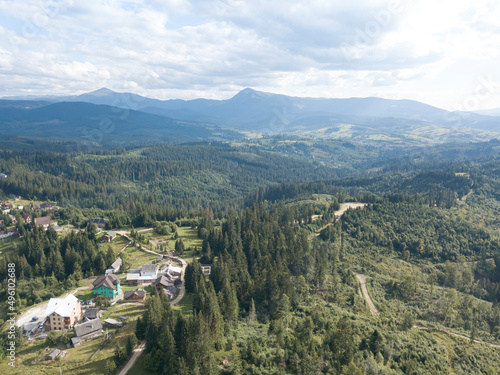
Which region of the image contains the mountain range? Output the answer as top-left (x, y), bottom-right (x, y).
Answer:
top-left (1, 88), bottom-right (499, 148)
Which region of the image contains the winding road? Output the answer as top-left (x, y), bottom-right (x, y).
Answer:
top-left (115, 230), bottom-right (188, 373)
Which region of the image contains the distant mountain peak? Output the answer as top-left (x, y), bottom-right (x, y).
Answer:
top-left (83, 88), bottom-right (116, 96)
top-left (232, 88), bottom-right (273, 100)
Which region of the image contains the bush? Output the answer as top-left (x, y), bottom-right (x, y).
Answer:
top-left (46, 331), bottom-right (60, 346)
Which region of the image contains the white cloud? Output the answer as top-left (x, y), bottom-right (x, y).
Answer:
top-left (0, 0), bottom-right (499, 109)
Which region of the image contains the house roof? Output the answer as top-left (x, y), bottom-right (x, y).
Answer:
top-left (166, 264), bottom-right (182, 275)
top-left (40, 202), bottom-right (55, 209)
top-left (74, 318), bottom-right (102, 338)
top-left (46, 349), bottom-right (60, 359)
top-left (90, 218), bottom-right (108, 224)
top-left (110, 258), bottom-right (122, 270)
top-left (141, 264), bottom-right (158, 273)
top-left (83, 308), bottom-right (100, 320)
top-left (124, 288), bottom-right (146, 299)
top-left (103, 318), bottom-right (123, 327)
top-left (22, 321), bottom-right (39, 333)
top-left (104, 231), bottom-right (117, 237)
top-left (126, 273), bottom-right (140, 281)
top-left (93, 274), bottom-right (120, 290)
top-left (34, 216), bottom-right (51, 226)
top-left (155, 275), bottom-right (172, 288)
top-left (45, 294), bottom-right (79, 318)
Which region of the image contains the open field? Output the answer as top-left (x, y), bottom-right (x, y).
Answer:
top-left (120, 244), bottom-right (159, 270)
top-left (99, 235), bottom-right (131, 256)
top-left (172, 292), bottom-right (194, 317)
top-left (175, 227), bottom-right (202, 263)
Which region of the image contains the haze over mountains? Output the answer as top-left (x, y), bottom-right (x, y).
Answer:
top-left (1, 88), bottom-right (499, 147)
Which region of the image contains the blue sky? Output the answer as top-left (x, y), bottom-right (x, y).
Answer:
top-left (1, 0), bottom-right (500, 110)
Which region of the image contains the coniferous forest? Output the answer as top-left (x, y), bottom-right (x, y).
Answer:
top-left (1, 137), bottom-right (500, 374)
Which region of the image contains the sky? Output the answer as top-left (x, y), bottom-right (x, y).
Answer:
top-left (1, 0), bottom-right (500, 111)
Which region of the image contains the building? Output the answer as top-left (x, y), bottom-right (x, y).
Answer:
top-left (93, 274), bottom-right (121, 299)
top-left (165, 264), bottom-right (182, 277)
top-left (102, 231), bottom-right (117, 242)
top-left (44, 294), bottom-right (82, 331)
top-left (34, 216), bottom-right (51, 229)
top-left (21, 321), bottom-right (40, 337)
top-left (201, 264), bottom-right (212, 276)
top-left (0, 173), bottom-right (7, 179)
top-left (103, 318), bottom-right (123, 328)
top-left (0, 228), bottom-right (19, 239)
top-left (155, 275), bottom-right (177, 300)
top-left (105, 258), bottom-right (122, 274)
top-left (23, 214), bottom-right (32, 224)
top-left (126, 264), bottom-right (159, 285)
top-left (8, 214), bottom-right (17, 225)
top-left (90, 218), bottom-right (108, 229)
top-left (40, 202), bottom-right (55, 211)
top-left (46, 349), bottom-right (60, 360)
top-left (83, 308), bottom-right (102, 320)
top-left (123, 288), bottom-right (146, 301)
top-left (154, 275), bottom-right (171, 290)
top-left (73, 319), bottom-right (103, 343)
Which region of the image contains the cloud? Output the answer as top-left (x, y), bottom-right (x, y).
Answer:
top-left (0, 0), bottom-right (499, 109)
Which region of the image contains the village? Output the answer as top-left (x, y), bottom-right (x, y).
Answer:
top-left (0, 191), bottom-right (199, 374)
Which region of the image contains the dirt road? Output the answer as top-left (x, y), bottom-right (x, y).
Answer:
top-left (115, 230), bottom-right (188, 374)
top-left (334, 202), bottom-right (367, 218)
top-left (308, 202), bottom-right (367, 240)
top-left (355, 273), bottom-right (380, 315)
top-left (118, 231), bottom-right (187, 306)
top-left (414, 325), bottom-right (500, 348)
top-left (118, 341), bottom-right (146, 375)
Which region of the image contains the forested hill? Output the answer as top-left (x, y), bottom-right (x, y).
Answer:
top-left (136, 196), bottom-right (500, 374)
top-left (0, 143), bottom-right (345, 213)
top-left (0, 100), bottom-right (241, 146)
top-left (1, 142), bottom-right (500, 373)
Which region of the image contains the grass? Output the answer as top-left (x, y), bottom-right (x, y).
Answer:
top-left (0, 303), bottom-right (145, 375)
top-left (172, 292), bottom-right (194, 318)
top-left (98, 235), bottom-right (130, 256)
top-left (176, 227), bottom-right (202, 263)
top-left (120, 244), bottom-right (158, 271)
top-left (75, 289), bottom-right (94, 301)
